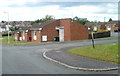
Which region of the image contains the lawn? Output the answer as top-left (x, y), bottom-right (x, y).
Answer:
top-left (68, 43), bottom-right (119, 64)
top-left (1, 37), bottom-right (33, 45)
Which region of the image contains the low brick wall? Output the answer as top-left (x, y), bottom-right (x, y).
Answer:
top-left (89, 31), bottom-right (111, 39)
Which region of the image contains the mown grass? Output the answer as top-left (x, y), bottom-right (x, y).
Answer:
top-left (68, 43), bottom-right (119, 64)
top-left (1, 37), bottom-right (33, 45)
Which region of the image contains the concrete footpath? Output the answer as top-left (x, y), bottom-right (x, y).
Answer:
top-left (43, 47), bottom-right (119, 72)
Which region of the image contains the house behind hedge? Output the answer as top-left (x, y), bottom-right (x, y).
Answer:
top-left (85, 21), bottom-right (119, 31)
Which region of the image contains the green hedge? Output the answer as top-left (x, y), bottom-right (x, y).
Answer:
top-left (2, 33), bottom-right (12, 36)
top-left (93, 30), bottom-right (107, 33)
top-left (89, 31), bottom-right (111, 39)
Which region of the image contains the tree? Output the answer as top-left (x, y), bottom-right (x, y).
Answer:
top-left (1, 21), bottom-right (5, 23)
top-left (73, 16), bottom-right (89, 25)
top-left (31, 15), bottom-right (55, 24)
top-left (109, 18), bottom-right (112, 22)
top-left (9, 26), bottom-right (19, 31)
top-left (44, 15), bottom-right (54, 21)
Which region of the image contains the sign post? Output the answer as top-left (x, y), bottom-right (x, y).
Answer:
top-left (89, 28), bottom-right (95, 48)
top-left (91, 31), bottom-right (95, 48)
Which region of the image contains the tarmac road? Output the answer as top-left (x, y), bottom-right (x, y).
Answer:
top-left (2, 38), bottom-right (119, 74)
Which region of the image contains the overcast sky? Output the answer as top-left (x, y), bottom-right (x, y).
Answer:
top-left (0, 0), bottom-right (119, 22)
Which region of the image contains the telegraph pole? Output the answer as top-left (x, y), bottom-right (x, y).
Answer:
top-left (104, 17), bottom-right (106, 22)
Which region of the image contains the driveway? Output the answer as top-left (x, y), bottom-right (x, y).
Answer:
top-left (2, 38), bottom-right (118, 74)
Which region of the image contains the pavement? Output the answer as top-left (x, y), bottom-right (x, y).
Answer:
top-left (43, 46), bottom-right (119, 72)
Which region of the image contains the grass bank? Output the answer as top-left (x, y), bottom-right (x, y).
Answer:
top-left (68, 43), bottom-right (119, 64)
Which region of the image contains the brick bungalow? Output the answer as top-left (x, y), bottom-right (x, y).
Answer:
top-left (105, 21), bottom-right (120, 31)
top-left (85, 22), bottom-right (110, 31)
top-left (15, 27), bottom-right (31, 42)
top-left (15, 18), bottom-right (89, 43)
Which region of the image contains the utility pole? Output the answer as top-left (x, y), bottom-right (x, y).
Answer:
top-left (104, 17), bottom-right (106, 22)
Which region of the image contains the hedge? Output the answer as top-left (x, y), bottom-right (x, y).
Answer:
top-left (89, 31), bottom-right (111, 39)
top-left (2, 33), bottom-right (12, 36)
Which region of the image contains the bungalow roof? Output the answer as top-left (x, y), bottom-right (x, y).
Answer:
top-left (84, 22), bottom-right (106, 27)
top-left (18, 27), bottom-right (30, 32)
top-left (31, 19), bottom-right (57, 29)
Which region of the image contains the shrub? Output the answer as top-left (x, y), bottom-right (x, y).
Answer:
top-left (2, 33), bottom-right (12, 36)
top-left (89, 31), bottom-right (110, 39)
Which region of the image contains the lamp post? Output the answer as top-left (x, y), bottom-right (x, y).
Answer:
top-left (4, 12), bottom-right (10, 44)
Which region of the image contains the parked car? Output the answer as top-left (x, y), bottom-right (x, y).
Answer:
top-left (114, 27), bottom-right (120, 32)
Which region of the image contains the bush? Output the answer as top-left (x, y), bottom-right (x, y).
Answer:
top-left (89, 31), bottom-right (110, 39)
top-left (94, 30), bottom-right (107, 33)
top-left (2, 33), bottom-right (12, 36)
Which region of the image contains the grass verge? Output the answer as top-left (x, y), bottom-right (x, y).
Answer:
top-left (0, 37), bottom-right (33, 45)
top-left (68, 43), bottom-right (119, 64)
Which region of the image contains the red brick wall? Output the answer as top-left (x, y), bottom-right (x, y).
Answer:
top-left (59, 19), bottom-right (88, 41)
top-left (41, 20), bottom-right (59, 41)
top-left (115, 23), bottom-right (120, 28)
top-left (97, 26), bottom-right (101, 31)
top-left (110, 25), bottom-right (115, 31)
top-left (17, 19), bottom-right (89, 42)
top-left (70, 21), bottom-right (88, 41)
top-left (100, 24), bottom-right (106, 30)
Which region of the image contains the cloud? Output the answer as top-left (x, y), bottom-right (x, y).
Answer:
top-left (0, 1), bottom-right (118, 22)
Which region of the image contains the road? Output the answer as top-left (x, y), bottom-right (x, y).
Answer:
top-left (0, 42), bottom-right (2, 75)
top-left (2, 38), bottom-right (119, 74)
top-left (111, 31), bottom-right (119, 37)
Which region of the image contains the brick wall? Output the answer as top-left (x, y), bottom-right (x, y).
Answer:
top-left (70, 21), bottom-right (89, 41)
top-left (100, 24), bottom-right (106, 30)
top-left (16, 19), bottom-right (89, 42)
top-left (41, 20), bottom-right (59, 42)
top-left (60, 19), bottom-right (88, 41)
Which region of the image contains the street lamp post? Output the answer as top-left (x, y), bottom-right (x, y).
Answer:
top-left (4, 12), bottom-right (10, 44)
